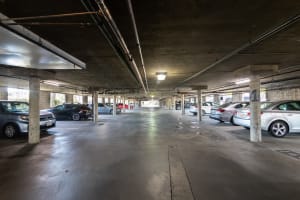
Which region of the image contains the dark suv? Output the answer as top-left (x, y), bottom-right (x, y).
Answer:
top-left (48, 104), bottom-right (91, 120)
top-left (0, 101), bottom-right (56, 138)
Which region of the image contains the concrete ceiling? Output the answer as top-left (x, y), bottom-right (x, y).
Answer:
top-left (0, 0), bottom-right (299, 96)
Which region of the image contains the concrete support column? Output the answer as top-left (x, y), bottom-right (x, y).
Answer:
top-left (113, 95), bottom-right (117, 116)
top-left (28, 77), bottom-right (40, 144)
top-left (181, 94), bottom-right (185, 115)
top-left (202, 95), bottom-right (206, 103)
top-left (66, 94), bottom-right (73, 104)
top-left (250, 76), bottom-right (261, 142)
top-left (93, 91), bottom-right (98, 123)
top-left (102, 97), bottom-right (105, 104)
top-left (197, 90), bottom-right (202, 122)
top-left (82, 96), bottom-right (88, 104)
top-left (232, 93), bottom-right (243, 102)
top-left (39, 91), bottom-right (50, 110)
top-left (108, 97), bottom-right (111, 104)
top-left (213, 94), bottom-right (220, 105)
top-left (0, 86), bottom-right (8, 100)
top-left (122, 96), bottom-right (126, 112)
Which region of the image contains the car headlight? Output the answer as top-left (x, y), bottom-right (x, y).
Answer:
top-left (19, 115), bottom-right (29, 121)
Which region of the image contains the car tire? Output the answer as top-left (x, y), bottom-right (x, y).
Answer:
top-left (109, 109), bottom-right (113, 114)
top-left (72, 113), bottom-right (80, 121)
top-left (269, 120), bottom-right (289, 138)
top-left (230, 117), bottom-right (238, 126)
top-left (243, 127), bottom-right (250, 130)
top-left (3, 123), bottom-right (19, 138)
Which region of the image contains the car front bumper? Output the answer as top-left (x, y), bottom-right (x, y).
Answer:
top-left (17, 118), bottom-right (56, 133)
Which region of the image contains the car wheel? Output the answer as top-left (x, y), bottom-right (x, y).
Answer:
top-left (109, 109), bottom-right (113, 114)
top-left (269, 121), bottom-right (289, 138)
top-left (72, 113), bottom-right (80, 121)
top-left (230, 117), bottom-right (238, 126)
top-left (3, 123), bottom-right (19, 138)
top-left (243, 127), bottom-right (250, 130)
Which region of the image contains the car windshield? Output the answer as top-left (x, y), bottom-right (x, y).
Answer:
top-left (2, 102), bottom-right (29, 113)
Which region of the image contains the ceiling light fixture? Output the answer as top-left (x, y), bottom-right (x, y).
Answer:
top-left (156, 72), bottom-right (167, 81)
top-left (235, 78), bottom-right (250, 85)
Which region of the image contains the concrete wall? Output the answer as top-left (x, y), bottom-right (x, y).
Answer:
top-left (39, 91), bottom-right (50, 109)
top-left (266, 88), bottom-right (300, 101)
top-left (0, 87), bottom-right (8, 100)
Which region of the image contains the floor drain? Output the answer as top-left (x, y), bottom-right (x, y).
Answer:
top-left (277, 150), bottom-right (300, 160)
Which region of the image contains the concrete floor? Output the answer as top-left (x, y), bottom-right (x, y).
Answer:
top-left (0, 109), bottom-right (300, 200)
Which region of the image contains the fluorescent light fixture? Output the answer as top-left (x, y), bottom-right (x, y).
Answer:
top-left (235, 78), bottom-right (250, 84)
top-left (43, 80), bottom-right (60, 86)
top-left (156, 72), bottom-right (167, 81)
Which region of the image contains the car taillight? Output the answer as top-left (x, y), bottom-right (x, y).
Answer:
top-left (247, 112), bottom-right (251, 116)
top-left (218, 108), bottom-right (225, 112)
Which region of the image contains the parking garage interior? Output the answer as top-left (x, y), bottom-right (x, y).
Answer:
top-left (0, 0), bottom-right (300, 199)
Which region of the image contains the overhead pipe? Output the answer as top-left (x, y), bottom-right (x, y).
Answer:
top-left (81, 0), bottom-right (147, 94)
top-left (127, 0), bottom-right (149, 91)
top-left (81, 0), bottom-right (140, 85)
top-left (180, 14), bottom-right (300, 85)
top-left (96, 0), bottom-right (147, 94)
top-left (0, 11), bottom-right (99, 22)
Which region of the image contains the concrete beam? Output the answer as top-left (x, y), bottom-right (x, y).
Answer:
top-left (191, 85), bottom-right (208, 90)
top-left (235, 65), bottom-right (279, 78)
top-left (0, 66), bottom-right (56, 80)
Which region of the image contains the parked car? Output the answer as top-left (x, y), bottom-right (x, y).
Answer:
top-left (233, 102), bottom-right (272, 129)
top-left (88, 103), bottom-right (121, 114)
top-left (261, 101), bottom-right (300, 137)
top-left (0, 101), bottom-right (56, 138)
top-left (48, 104), bottom-right (91, 121)
top-left (189, 102), bottom-right (218, 115)
top-left (117, 103), bottom-right (128, 109)
top-left (209, 102), bottom-right (249, 124)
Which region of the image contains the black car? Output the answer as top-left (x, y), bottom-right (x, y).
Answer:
top-left (48, 104), bottom-right (91, 121)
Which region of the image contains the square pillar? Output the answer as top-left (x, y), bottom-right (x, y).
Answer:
top-left (113, 95), bottom-right (117, 116)
top-left (39, 91), bottom-right (50, 110)
top-left (181, 94), bottom-right (185, 115)
top-left (250, 76), bottom-right (262, 142)
top-left (93, 91), bottom-right (98, 123)
top-left (82, 95), bottom-right (88, 104)
top-left (0, 86), bottom-right (8, 100)
top-left (213, 94), bottom-right (220, 105)
top-left (65, 94), bottom-right (73, 104)
top-left (197, 90), bottom-right (202, 121)
top-left (28, 77), bottom-right (40, 144)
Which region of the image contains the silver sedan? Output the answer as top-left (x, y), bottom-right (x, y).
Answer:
top-left (261, 100), bottom-right (300, 137)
